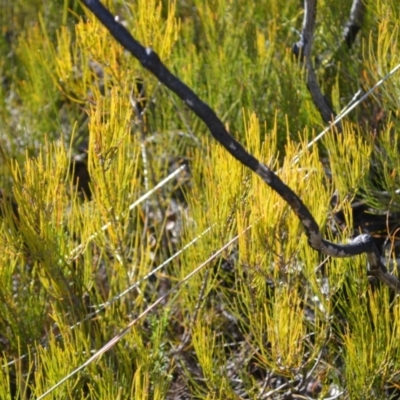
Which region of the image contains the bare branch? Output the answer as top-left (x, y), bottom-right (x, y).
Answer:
top-left (82, 0), bottom-right (400, 294)
top-left (344, 0), bottom-right (367, 48)
top-left (293, 0), bottom-right (341, 131)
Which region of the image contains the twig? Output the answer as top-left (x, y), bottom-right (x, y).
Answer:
top-left (68, 165), bottom-right (185, 258)
top-left (36, 224), bottom-right (253, 399)
top-left (4, 225), bottom-right (212, 370)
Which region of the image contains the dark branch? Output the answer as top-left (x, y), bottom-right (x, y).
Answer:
top-left (82, 0), bottom-right (400, 293)
top-left (344, 0), bottom-right (366, 49)
top-left (293, 0), bottom-right (342, 131)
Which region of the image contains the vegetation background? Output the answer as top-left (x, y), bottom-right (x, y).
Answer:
top-left (0, 0), bottom-right (400, 398)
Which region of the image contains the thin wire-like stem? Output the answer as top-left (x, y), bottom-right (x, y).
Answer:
top-left (36, 224), bottom-right (253, 399)
top-left (292, 62), bottom-right (400, 165)
top-left (68, 165), bottom-right (185, 259)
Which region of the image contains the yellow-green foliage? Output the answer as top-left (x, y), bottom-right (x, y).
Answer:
top-left (1, 0), bottom-right (400, 398)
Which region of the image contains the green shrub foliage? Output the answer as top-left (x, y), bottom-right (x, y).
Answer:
top-left (0, 0), bottom-right (400, 398)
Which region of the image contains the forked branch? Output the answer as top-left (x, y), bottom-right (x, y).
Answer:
top-left (82, 0), bottom-right (400, 293)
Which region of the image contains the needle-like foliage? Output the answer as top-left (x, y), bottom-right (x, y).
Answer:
top-left (1, 0), bottom-right (400, 398)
